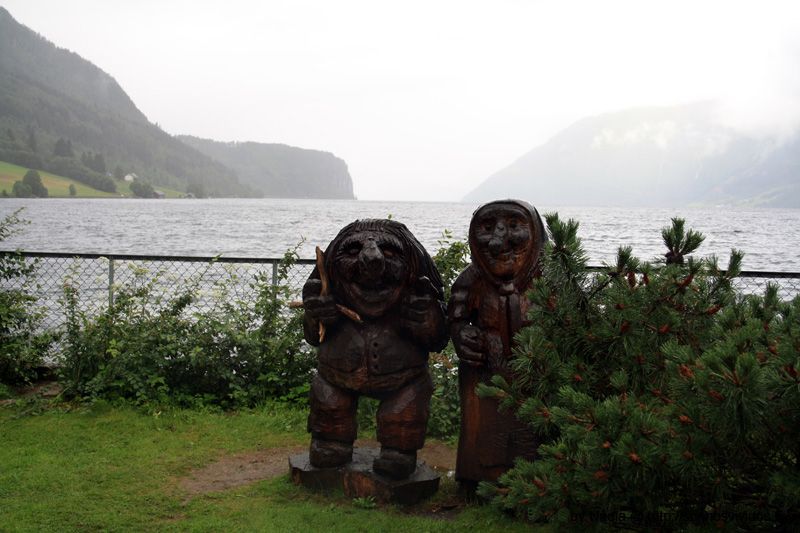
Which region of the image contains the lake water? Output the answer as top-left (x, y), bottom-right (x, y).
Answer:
top-left (2, 198), bottom-right (799, 271)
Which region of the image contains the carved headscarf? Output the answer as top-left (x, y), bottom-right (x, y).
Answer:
top-left (468, 199), bottom-right (547, 293)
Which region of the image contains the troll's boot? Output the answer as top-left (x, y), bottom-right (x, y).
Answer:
top-left (372, 447), bottom-right (417, 479)
top-left (309, 438), bottom-right (353, 468)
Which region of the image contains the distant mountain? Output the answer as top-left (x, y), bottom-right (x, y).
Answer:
top-left (178, 136), bottom-right (355, 199)
top-left (465, 103), bottom-right (800, 207)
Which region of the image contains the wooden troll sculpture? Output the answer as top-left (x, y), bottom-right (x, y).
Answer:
top-left (448, 199), bottom-right (547, 491)
top-left (302, 219), bottom-right (447, 479)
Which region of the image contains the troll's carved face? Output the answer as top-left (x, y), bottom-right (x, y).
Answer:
top-left (471, 203), bottom-right (535, 280)
top-left (332, 228), bottom-right (410, 318)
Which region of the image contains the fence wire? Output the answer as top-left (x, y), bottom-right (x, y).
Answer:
top-left (2, 251), bottom-right (799, 334)
top-left (0, 252), bottom-right (315, 332)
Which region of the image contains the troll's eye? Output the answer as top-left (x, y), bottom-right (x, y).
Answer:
top-left (380, 242), bottom-right (403, 258)
top-left (346, 245), bottom-right (361, 256)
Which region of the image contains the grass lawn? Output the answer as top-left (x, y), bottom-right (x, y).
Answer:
top-left (0, 160), bottom-right (184, 199)
top-left (0, 400), bottom-right (544, 532)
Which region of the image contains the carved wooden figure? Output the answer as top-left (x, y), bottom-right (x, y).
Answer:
top-left (448, 199), bottom-right (547, 491)
top-left (302, 219), bottom-right (448, 479)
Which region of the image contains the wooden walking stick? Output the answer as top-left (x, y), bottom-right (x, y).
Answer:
top-left (288, 246), bottom-right (362, 342)
top-left (316, 246), bottom-right (329, 342)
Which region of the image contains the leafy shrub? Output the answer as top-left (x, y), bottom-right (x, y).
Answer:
top-left (11, 180), bottom-right (33, 198)
top-left (59, 247), bottom-right (313, 408)
top-left (478, 215), bottom-right (800, 528)
top-left (129, 179), bottom-right (156, 198)
top-left (427, 230), bottom-right (470, 440)
top-left (425, 348), bottom-right (461, 440)
top-left (432, 229), bottom-right (470, 301)
top-left (0, 382), bottom-right (13, 399)
top-left (22, 169), bottom-right (48, 197)
top-left (0, 209), bottom-right (51, 384)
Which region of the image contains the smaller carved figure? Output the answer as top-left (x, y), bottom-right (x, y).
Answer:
top-left (448, 199), bottom-right (547, 491)
top-left (302, 219), bottom-right (448, 479)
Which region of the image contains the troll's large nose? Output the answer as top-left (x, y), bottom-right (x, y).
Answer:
top-left (488, 222), bottom-right (508, 256)
top-left (359, 240), bottom-right (385, 277)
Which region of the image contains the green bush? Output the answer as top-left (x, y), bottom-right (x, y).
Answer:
top-left (22, 169), bottom-right (48, 197)
top-left (427, 230), bottom-right (469, 439)
top-left (0, 209), bottom-right (51, 384)
top-left (478, 215), bottom-right (800, 528)
top-left (59, 247), bottom-right (312, 408)
top-left (129, 178), bottom-right (156, 198)
top-left (11, 180), bottom-right (33, 198)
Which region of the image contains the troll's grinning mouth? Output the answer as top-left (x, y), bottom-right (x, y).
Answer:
top-left (490, 250), bottom-right (523, 262)
top-left (350, 282), bottom-right (396, 303)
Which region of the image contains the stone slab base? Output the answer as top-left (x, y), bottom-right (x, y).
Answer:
top-left (289, 446), bottom-right (440, 505)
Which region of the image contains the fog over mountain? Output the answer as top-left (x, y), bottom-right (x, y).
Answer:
top-left (1, 1), bottom-right (799, 202)
top-left (4, 0), bottom-right (797, 201)
top-left (465, 103), bottom-right (800, 208)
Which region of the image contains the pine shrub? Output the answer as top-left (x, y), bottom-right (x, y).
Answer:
top-left (478, 215), bottom-right (800, 529)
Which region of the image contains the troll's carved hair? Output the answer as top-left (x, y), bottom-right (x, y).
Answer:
top-left (323, 218), bottom-right (444, 299)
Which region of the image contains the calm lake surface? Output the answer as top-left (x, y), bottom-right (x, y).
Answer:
top-left (2, 198), bottom-right (799, 271)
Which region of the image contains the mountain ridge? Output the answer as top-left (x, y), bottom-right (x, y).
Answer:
top-left (178, 136), bottom-right (355, 199)
top-left (465, 103), bottom-right (800, 207)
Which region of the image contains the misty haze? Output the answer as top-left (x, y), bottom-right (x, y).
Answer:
top-left (1, 0), bottom-right (798, 206)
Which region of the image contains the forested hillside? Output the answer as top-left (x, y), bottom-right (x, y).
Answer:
top-left (178, 136), bottom-right (355, 199)
top-left (0, 7), bottom-right (254, 197)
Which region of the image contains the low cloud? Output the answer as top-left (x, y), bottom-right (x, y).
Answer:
top-left (592, 120), bottom-right (733, 157)
top-left (714, 42), bottom-right (800, 143)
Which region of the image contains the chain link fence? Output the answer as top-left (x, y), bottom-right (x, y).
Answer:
top-left (2, 251), bottom-right (799, 334)
top-left (1, 252), bottom-right (315, 332)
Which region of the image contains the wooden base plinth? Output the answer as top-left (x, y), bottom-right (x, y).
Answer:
top-left (289, 447), bottom-right (440, 505)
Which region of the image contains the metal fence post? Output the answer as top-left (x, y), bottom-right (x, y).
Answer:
top-left (271, 261), bottom-right (278, 287)
top-left (108, 258), bottom-right (115, 308)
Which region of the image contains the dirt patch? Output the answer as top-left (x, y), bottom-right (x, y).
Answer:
top-left (178, 445), bottom-right (306, 497)
top-left (407, 499), bottom-right (464, 521)
top-left (1, 380), bottom-right (62, 406)
top-left (23, 380), bottom-right (62, 398)
top-left (177, 439), bottom-right (456, 499)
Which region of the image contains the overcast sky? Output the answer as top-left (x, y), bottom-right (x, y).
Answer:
top-left (3, 0), bottom-right (799, 201)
